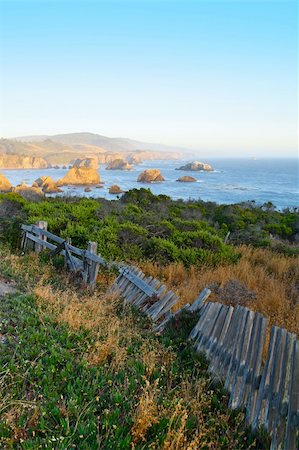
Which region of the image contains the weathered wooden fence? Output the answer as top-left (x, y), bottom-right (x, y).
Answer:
top-left (189, 301), bottom-right (299, 450)
top-left (21, 222), bottom-right (106, 290)
top-left (20, 222), bottom-right (299, 449)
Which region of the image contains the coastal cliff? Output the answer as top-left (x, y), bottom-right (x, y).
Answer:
top-left (0, 154), bottom-right (49, 169)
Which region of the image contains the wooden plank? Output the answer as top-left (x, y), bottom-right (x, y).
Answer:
top-left (142, 284), bottom-right (168, 313)
top-left (146, 291), bottom-right (175, 319)
top-left (87, 241), bottom-right (99, 290)
top-left (119, 268), bottom-right (157, 297)
top-left (284, 339), bottom-right (299, 450)
top-left (228, 309), bottom-right (255, 407)
top-left (195, 303), bottom-right (223, 354)
top-left (233, 314), bottom-right (268, 412)
top-left (224, 307), bottom-right (251, 393)
top-left (34, 221), bottom-right (48, 253)
top-left (216, 306), bottom-right (243, 381)
top-left (154, 294), bottom-right (180, 321)
top-left (154, 311), bottom-right (174, 333)
top-left (205, 304), bottom-right (230, 359)
top-left (264, 329), bottom-right (288, 432)
top-left (270, 332), bottom-right (296, 450)
top-left (193, 303), bottom-right (219, 350)
top-left (189, 288), bottom-right (211, 312)
top-left (252, 326), bottom-right (280, 430)
top-left (189, 303), bottom-right (211, 341)
top-left (208, 305), bottom-right (234, 376)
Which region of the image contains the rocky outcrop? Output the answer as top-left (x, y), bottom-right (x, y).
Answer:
top-left (0, 173), bottom-right (12, 192)
top-left (13, 181), bottom-right (44, 201)
top-left (137, 169), bottom-right (165, 183)
top-left (32, 176), bottom-right (62, 193)
top-left (176, 176), bottom-right (197, 182)
top-left (127, 154), bottom-right (142, 164)
top-left (176, 161), bottom-right (213, 172)
top-left (57, 158), bottom-right (100, 186)
top-left (106, 159), bottom-right (133, 170)
top-left (109, 185), bottom-right (124, 194)
top-left (0, 154), bottom-right (49, 169)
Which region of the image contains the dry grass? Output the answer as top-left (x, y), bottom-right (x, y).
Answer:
top-left (140, 245), bottom-right (299, 335)
top-left (132, 378), bottom-right (160, 443)
top-left (34, 283), bottom-right (135, 370)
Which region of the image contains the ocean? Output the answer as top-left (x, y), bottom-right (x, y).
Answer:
top-left (2, 158), bottom-right (298, 210)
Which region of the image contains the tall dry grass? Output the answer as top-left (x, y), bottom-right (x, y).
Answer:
top-left (140, 245), bottom-right (299, 335)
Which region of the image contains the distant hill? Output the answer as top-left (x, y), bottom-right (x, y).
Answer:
top-left (0, 132), bottom-right (193, 167)
top-left (15, 132), bottom-right (190, 154)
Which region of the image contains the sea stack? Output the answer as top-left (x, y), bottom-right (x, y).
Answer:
top-left (57, 158), bottom-right (100, 186)
top-left (176, 161), bottom-right (213, 172)
top-left (106, 159), bottom-right (133, 170)
top-left (109, 185), bottom-right (124, 194)
top-left (137, 169), bottom-right (165, 183)
top-left (176, 176), bottom-right (197, 182)
top-left (33, 176), bottom-right (62, 193)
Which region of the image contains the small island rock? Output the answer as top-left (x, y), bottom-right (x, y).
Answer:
top-left (0, 173), bottom-right (12, 192)
top-left (176, 161), bottom-right (213, 172)
top-left (109, 185), bottom-right (124, 194)
top-left (106, 159), bottom-right (133, 170)
top-left (57, 158), bottom-right (100, 186)
top-left (137, 169), bottom-right (165, 183)
top-left (176, 176), bottom-right (197, 182)
top-left (32, 176), bottom-right (62, 193)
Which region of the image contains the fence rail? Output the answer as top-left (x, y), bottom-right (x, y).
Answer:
top-left (21, 222), bottom-right (106, 289)
top-left (20, 222), bottom-right (299, 449)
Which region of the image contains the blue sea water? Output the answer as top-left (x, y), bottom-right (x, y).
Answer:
top-left (2, 158), bottom-right (298, 210)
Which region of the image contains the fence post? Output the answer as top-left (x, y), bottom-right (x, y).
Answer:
top-left (35, 221), bottom-right (48, 253)
top-left (87, 241), bottom-right (99, 291)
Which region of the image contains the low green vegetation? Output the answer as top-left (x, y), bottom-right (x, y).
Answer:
top-left (1, 189), bottom-right (298, 267)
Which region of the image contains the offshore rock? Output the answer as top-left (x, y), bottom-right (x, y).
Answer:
top-left (176, 161), bottom-right (213, 171)
top-left (106, 159), bottom-right (133, 170)
top-left (57, 158), bottom-right (100, 185)
top-left (176, 176), bottom-right (197, 182)
top-left (137, 169), bottom-right (165, 183)
top-left (109, 185), bottom-right (124, 194)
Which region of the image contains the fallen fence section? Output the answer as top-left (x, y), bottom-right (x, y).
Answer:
top-left (189, 302), bottom-right (299, 450)
top-left (111, 265), bottom-right (180, 329)
top-left (21, 222), bottom-right (107, 290)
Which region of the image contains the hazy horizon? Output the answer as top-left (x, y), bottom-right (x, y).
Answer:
top-left (0, 0), bottom-right (298, 158)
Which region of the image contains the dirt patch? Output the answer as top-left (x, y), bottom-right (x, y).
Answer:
top-left (0, 276), bottom-right (17, 297)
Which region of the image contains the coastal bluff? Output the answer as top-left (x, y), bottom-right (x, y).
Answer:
top-left (0, 173), bottom-right (12, 192)
top-left (0, 154), bottom-right (49, 169)
top-left (57, 158), bottom-right (100, 186)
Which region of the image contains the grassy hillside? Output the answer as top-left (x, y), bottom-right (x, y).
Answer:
top-left (0, 247), bottom-right (264, 449)
top-left (0, 189), bottom-right (297, 448)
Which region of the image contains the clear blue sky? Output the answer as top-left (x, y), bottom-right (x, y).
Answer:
top-left (0, 0), bottom-right (297, 156)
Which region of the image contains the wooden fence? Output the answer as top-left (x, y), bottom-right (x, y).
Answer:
top-left (189, 301), bottom-right (299, 450)
top-left (20, 222), bottom-right (299, 449)
top-left (21, 222), bottom-right (106, 290)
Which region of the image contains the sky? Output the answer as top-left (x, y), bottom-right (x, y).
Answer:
top-left (0, 0), bottom-right (297, 157)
